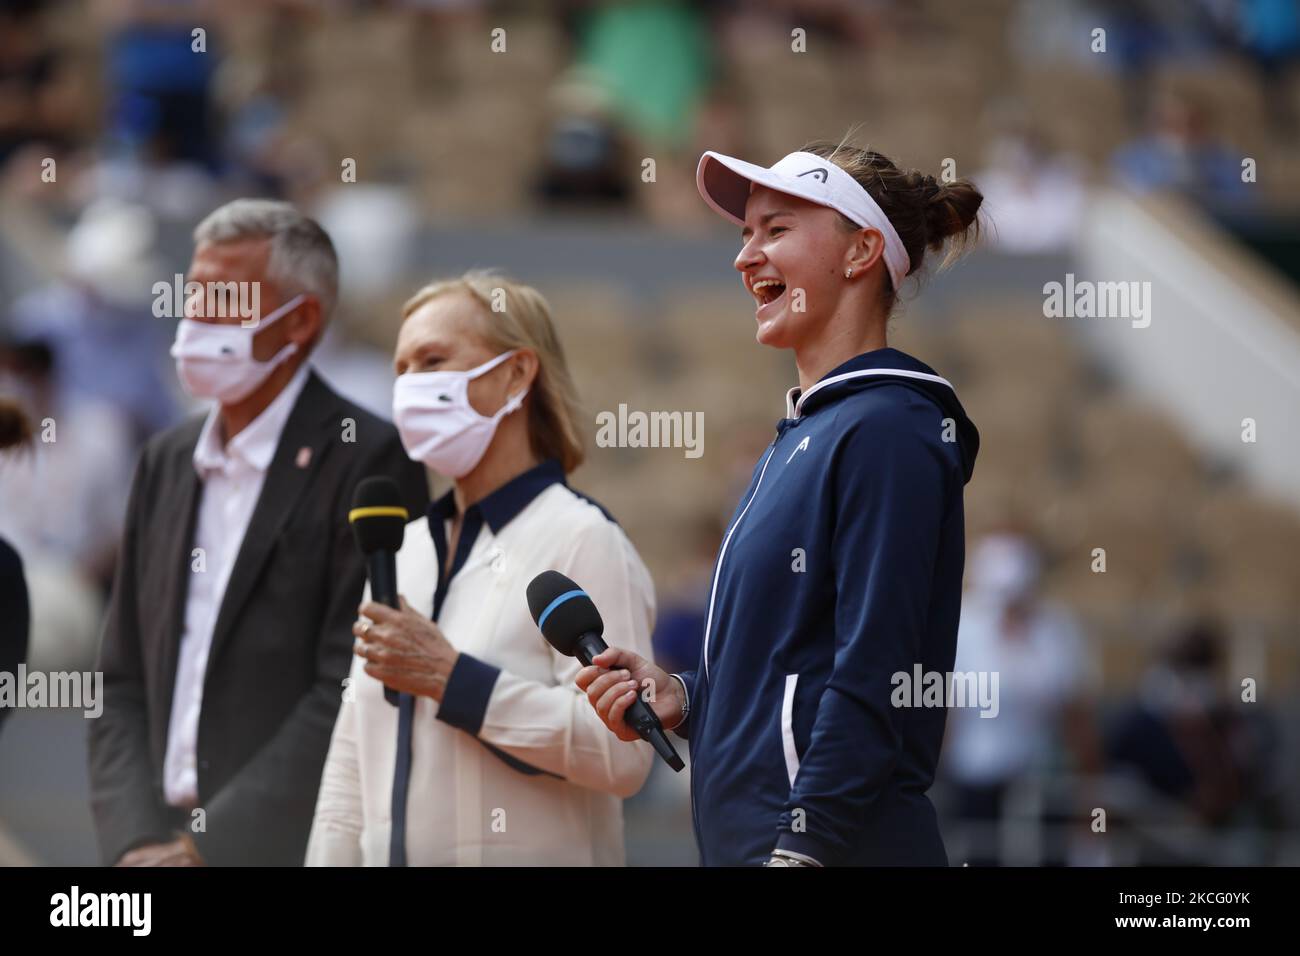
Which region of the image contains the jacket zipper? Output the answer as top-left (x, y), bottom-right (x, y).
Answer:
top-left (701, 437), bottom-right (780, 681)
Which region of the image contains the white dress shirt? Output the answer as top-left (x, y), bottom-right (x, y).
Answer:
top-left (306, 460), bottom-right (657, 866)
top-left (162, 364), bottom-right (310, 807)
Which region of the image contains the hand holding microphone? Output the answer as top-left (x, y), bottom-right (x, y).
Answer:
top-left (349, 476), bottom-right (409, 706)
top-left (349, 476), bottom-right (460, 704)
top-left (576, 647), bottom-right (685, 744)
top-left (527, 570), bottom-right (685, 772)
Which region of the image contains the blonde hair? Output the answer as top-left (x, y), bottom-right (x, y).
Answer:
top-left (401, 270), bottom-right (586, 473)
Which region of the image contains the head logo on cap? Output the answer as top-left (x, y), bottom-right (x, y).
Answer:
top-left (797, 167), bottom-right (829, 182)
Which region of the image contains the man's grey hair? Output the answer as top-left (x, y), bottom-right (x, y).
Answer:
top-left (193, 199), bottom-right (339, 318)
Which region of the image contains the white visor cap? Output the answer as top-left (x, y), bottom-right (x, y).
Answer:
top-left (696, 150), bottom-right (911, 292)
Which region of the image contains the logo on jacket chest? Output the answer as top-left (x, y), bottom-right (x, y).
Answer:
top-left (785, 435), bottom-right (811, 464)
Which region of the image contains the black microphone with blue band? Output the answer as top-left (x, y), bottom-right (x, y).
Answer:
top-left (350, 477), bottom-right (409, 707)
top-left (527, 569), bottom-right (685, 772)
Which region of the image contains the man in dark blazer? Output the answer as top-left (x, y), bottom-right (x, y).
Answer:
top-left (88, 200), bottom-right (426, 866)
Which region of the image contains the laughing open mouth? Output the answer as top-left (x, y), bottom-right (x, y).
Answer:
top-left (751, 278), bottom-right (787, 306)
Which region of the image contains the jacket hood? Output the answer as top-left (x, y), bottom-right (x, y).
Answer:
top-left (786, 347), bottom-right (980, 483)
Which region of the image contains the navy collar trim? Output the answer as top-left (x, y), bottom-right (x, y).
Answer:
top-left (428, 458), bottom-right (566, 535)
top-left (784, 348), bottom-right (951, 418)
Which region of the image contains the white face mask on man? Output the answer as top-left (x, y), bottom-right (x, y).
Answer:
top-left (170, 293), bottom-right (305, 404)
top-left (392, 349), bottom-right (529, 479)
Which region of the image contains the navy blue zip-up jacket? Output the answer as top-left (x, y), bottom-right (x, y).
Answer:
top-left (675, 347), bottom-right (979, 866)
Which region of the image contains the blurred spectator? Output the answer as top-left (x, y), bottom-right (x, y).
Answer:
top-left (221, 79), bottom-right (293, 197)
top-left (976, 121), bottom-right (1087, 254)
top-left (96, 0), bottom-right (220, 170)
top-left (1088, 0), bottom-right (1228, 123)
top-left (0, 338), bottom-right (133, 672)
top-left (305, 182), bottom-right (419, 418)
top-left (1235, 0), bottom-right (1300, 135)
top-left (572, 1), bottom-right (714, 151)
top-left (942, 532), bottom-right (1102, 865)
top-left (535, 69), bottom-right (633, 207)
top-left (84, 0), bottom-right (223, 219)
top-left (1010, 0), bottom-right (1107, 71)
top-left (313, 183), bottom-right (421, 302)
top-left (1106, 618), bottom-right (1284, 849)
top-left (8, 197), bottom-right (180, 443)
top-left (1110, 90), bottom-right (1250, 205)
top-left (214, 7), bottom-right (334, 206)
top-left (0, 0), bottom-right (75, 170)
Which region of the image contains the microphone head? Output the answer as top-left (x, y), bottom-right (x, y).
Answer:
top-left (526, 570), bottom-right (603, 657)
top-left (349, 476), bottom-right (408, 554)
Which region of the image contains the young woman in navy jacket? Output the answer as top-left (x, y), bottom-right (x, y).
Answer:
top-left (579, 139), bottom-right (983, 866)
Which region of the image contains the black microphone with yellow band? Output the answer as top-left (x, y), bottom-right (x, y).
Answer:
top-left (350, 476), bottom-right (409, 706)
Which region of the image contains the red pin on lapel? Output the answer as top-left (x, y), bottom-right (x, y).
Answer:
top-left (295, 446), bottom-right (312, 469)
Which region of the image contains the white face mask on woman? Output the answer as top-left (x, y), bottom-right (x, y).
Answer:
top-left (392, 349), bottom-right (529, 478)
top-left (170, 293), bottom-right (305, 404)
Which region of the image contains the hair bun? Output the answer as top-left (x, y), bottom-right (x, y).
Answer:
top-left (800, 136), bottom-right (984, 297)
top-left (923, 177), bottom-right (982, 249)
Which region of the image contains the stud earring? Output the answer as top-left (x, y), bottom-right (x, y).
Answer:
top-left (845, 268), bottom-right (853, 279)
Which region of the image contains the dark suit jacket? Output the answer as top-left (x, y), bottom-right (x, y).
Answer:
top-left (88, 370), bottom-right (428, 866)
top-left (0, 536), bottom-right (28, 734)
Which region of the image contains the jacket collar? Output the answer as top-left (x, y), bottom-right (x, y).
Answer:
top-left (429, 458), bottom-right (566, 535)
top-left (193, 363), bottom-right (311, 476)
top-left (784, 348), bottom-right (954, 419)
